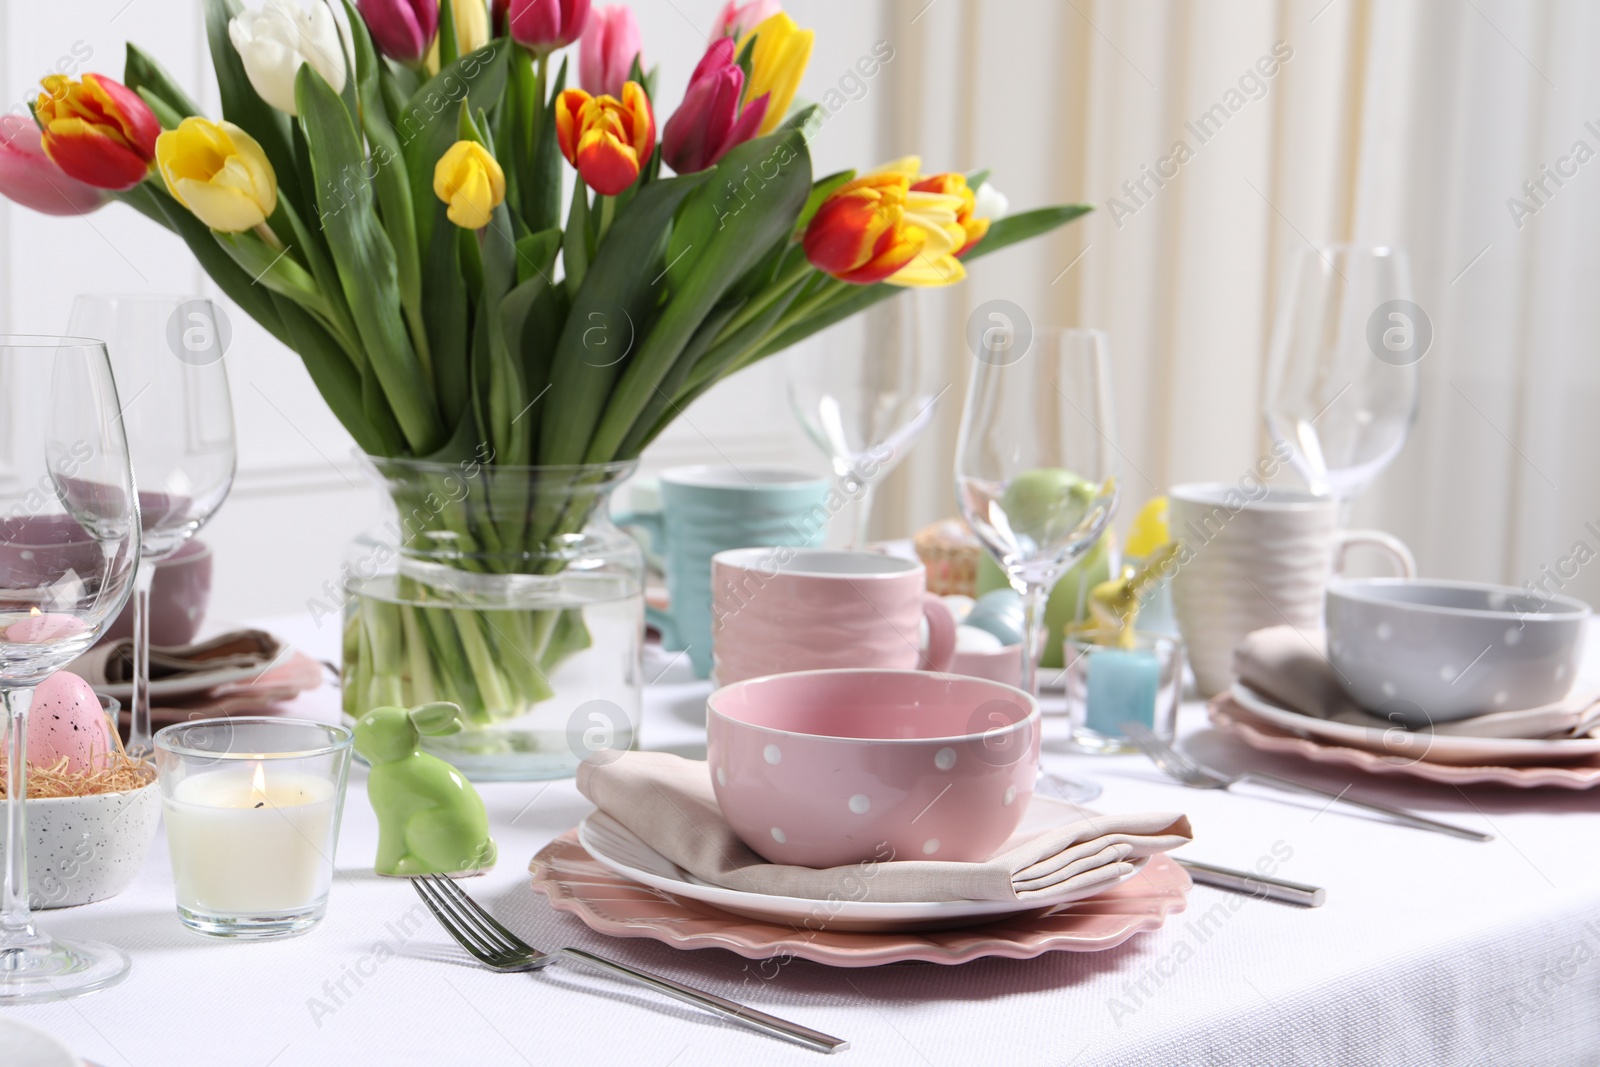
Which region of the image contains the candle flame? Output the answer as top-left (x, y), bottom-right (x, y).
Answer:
top-left (249, 761), bottom-right (267, 807)
top-left (27, 607), bottom-right (40, 617)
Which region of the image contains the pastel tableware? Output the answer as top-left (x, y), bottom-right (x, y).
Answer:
top-left (710, 548), bottom-right (958, 685)
top-left (706, 669), bottom-right (1040, 868)
top-left (1168, 483), bottom-right (1416, 696)
top-left (532, 833), bottom-right (1190, 966)
top-left (101, 539), bottom-right (213, 647)
top-left (575, 794), bottom-right (1147, 932)
top-left (13, 775), bottom-right (160, 910)
top-left (1324, 579), bottom-right (1590, 724)
top-left (614, 466), bottom-right (829, 678)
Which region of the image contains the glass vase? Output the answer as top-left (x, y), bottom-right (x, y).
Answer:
top-left (341, 458), bottom-right (643, 780)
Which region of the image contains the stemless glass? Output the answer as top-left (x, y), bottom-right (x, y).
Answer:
top-left (956, 328), bottom-right (1118, 802)
top-left (0, 335), bottom-right (141, 1002)
top-left (787, 292), bottom-right (942, 546)
top-left (1262, 245), bottom-right (1422, 521)
top-left (67, 295), bottom-right (236, 755)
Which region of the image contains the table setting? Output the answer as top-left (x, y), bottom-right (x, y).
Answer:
top-left (1, 2), bottom-right (1599, 1066)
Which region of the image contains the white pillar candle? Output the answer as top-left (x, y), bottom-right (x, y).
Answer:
top-left (163, 762), bottom-right (337, 914)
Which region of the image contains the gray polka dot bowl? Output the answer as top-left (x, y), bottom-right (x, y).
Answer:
top-left (3, 772), bottom-right (161, 909)
top-left (1326, 578), bottom-right (1591, 725)
top-left (706, 669), bottom-right (1040, 868)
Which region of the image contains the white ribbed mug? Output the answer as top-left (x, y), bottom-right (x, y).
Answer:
top-left (1168, 484), bottom-right (1415, 696)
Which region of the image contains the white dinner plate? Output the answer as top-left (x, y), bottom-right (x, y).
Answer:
top-left (95, 642), bottom-right (292, 702)
top-left (576, 793), bottom-right (1145, 932)
top-left (0, 1018), bottom-right (83, 1067)
top-left (1230, 683), bottom-right (1600, 766)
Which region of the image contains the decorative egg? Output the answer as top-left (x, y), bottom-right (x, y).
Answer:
top-left (964, 589), bottom-right (1026, 646)
top-left (27, 671), bottom-right (111, 774)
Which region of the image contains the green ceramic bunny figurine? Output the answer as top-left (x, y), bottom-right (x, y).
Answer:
top-left (354, 702), bottom-right (497, 877)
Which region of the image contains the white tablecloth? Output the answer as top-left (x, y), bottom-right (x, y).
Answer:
top-left (10, 615), bottom-right (1600, 1066)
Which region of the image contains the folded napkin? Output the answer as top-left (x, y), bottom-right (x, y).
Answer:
top-left (72, 629), bottom-right (285, 685)
top-left (576, 751), bottom-right (1192, 903)
top-left (1235, 625), bottom-right (1600, 739)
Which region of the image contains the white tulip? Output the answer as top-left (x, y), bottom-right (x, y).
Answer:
top-left (229, 0), bottom-right (347, 117)
top-left (975, 180), bottom-right (1010, 222)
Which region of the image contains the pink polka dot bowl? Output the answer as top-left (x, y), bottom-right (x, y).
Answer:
top-left (706, 669), bottom-right (1041, 868)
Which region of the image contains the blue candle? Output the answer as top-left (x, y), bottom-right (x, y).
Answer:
top-left (1084, 648), bottom-right (1160, 736)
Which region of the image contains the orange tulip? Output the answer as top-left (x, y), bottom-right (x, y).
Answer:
top-left (802, 171), bottom-right (921, 285)
top-left (803, 158), bottom-right (971, 287)
top-left (911, 172), bottom-right (990, 255)
top-left (554, 82), bottom-right (654, 196)
top-left (34, 74), bottom-right (160, 191)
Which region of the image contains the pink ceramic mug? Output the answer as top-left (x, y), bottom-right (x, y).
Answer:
top-left (707, 669), bottom-right (1041, 867)
top-left (711, 548), bottom-right (957, 686)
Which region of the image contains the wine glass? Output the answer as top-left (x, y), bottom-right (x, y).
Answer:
top-left (956, 328), bottom-right (1118, 804)
top-left (1262, 245), bottom-right (1422, 523)
top-left (67, 295), bottom-right (237, 756)
top-left (0, 335), bottom-right (141, 1002)
top-left (787, 292), bottom-right (942, 546)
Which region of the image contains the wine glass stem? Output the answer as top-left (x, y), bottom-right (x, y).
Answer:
top-left (128, 560), bottom-right (156, 758)
top-left (851, 484), bottom-right (878, 549)
top-left (1018, 582), bottom-right (1048, 697)
top-left (2, 687), bottom-right (36, 939)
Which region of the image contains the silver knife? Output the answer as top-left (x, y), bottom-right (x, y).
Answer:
top-left (1175, 858), bottom-right (1327, 907)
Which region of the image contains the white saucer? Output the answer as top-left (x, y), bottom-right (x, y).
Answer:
top-left (576, 793), bottom-right (1144, 933)
top-left (0, 1019), bottom-right (83, 1067)
top-left (1230, 683), bottom-right (1600, 767)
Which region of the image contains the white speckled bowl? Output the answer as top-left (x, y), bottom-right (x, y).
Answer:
top-left (1326, 578), bottom-right (1591, 724)
top-left (0, 774), bottom-right (161, 910)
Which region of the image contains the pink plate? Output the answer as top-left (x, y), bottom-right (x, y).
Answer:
top-left (1210, 697), bottom-right (1600, 789)
top-left (529, 832), bottom-right (1190, 967)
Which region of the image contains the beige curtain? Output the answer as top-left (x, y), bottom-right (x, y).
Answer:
top-left (870, 0), bottom-right (1600, 608)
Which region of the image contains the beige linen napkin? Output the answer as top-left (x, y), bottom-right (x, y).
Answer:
top-left (72, 630), bottom-right (285, 685)
top-left (576, 751), bottom-right (1192, 903)
top-left (1235, 625), bottom-right (1600, 739)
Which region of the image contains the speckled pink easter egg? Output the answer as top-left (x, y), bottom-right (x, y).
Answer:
top-left (28, 671), bottom-right (111, 774)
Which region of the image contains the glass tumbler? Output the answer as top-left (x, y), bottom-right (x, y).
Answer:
top-left (1064, 632), bottom-right (1184, 754)
top-left (155, 718), bottom-right (353, 939)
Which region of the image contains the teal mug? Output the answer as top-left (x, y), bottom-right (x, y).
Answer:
top-left (615, 466), bottom-right (831, 677)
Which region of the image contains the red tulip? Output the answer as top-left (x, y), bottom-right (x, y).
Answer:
top-left (357, 0), bottom-right (439, 63)
top-left (555, 81), bottom-right (653, 195)
top-left (0, 114), bottom-right (108, 215)
top-left (508, 0), bottom-right (591, 54)
top-left (579, 5), bottom-right (641, 99)
top-left (661, 37), bottom-right (768, 174)
top-left (33, 74), bottom-right (159, 191)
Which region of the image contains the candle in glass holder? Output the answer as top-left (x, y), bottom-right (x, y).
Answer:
top-left (4, 609), bottom-right (88, 644)
top-left (155, 718), bottom-right (352, 939)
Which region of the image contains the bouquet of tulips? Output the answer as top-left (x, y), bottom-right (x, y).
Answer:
top-left (0, 0), bottom-right (1089, 750)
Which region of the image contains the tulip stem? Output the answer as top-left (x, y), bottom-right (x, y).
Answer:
top-left (596, 195), bottom-right (616, 244)
top-left (253, 221), bottom-right (285, 253)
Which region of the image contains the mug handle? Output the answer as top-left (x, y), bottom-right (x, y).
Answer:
top-left (1334, 529), bottom-right (1417, 579)
top-left (917, 595), bottom-right (958, 672)
top-left (612, 508), bottom-right (679, 646)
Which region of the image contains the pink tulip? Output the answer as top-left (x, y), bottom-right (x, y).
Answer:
top-left (508, 0), bottom-right (591, 54)
top-left (357, 0), bottom-right (439, 63)
top-left (661, 37), bottom-right (769, 174)
top-left (711, 0), bottom-right (780, 39)
top-left (0, 114), bottom-right (108, 216)
top-left (579, 5), bottom-right (641, 99)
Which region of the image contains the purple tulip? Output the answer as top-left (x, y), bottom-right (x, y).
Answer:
top-left (508, 0), bottom-right (591, 54)
top-left (661, 37), bottom-right (769, 174)
top-left (357, 0), bottom-right (439, 63)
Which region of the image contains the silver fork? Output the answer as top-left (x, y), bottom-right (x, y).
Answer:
top-left (411, 875), bottom-right (848, 1054)
top-left (1123, 724), bottom-right (1492, 842)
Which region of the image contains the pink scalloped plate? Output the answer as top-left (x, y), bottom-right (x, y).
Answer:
top-left (529, 831), bottom-right (1190, 967)
top-left (1210, 697), bottom-right (1600, 789)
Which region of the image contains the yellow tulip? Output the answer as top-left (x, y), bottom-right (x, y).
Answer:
top-left (740, 11), bottom-right (813, 136)
top-left (433, 140), bottom-right (506, 229)
top-left (426, 0), bottom-right (492, 75)
top-left (155, 118), bottom-right (278, 233)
